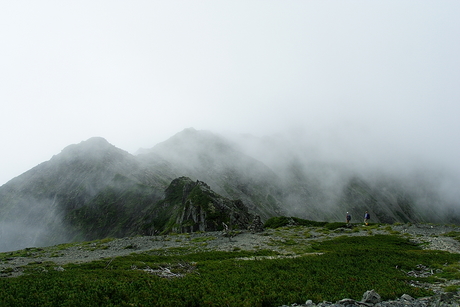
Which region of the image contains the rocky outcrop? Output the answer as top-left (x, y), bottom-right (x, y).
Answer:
top-left (248, 215), bottom-right (264, 233)
top-left (161, 177), bottom-right (254, 233)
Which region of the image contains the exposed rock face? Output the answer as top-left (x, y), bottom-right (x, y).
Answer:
top-left (248, 215), bottom-right (264, 233)
top-left (161, 177), bottom-right (254, 233)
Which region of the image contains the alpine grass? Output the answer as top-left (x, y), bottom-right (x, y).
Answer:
top-left (0, 232), bottom-right (459, 306)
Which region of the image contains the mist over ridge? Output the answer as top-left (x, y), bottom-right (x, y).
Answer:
top-left (221, 128), bottom-right (459, 221)
top-left (138, 127), bottom-right (460, 224)
top-left (2, 1), bottom-right (460, 208)
top-left (0, 127), bottom-right (459, 252)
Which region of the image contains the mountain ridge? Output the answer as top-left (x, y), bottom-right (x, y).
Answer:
top-left (0, 128), bottom-right (459, 251)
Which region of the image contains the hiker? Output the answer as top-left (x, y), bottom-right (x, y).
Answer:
top-left (346, 212), bottom-right (351, 224)
top-left (364, 211), bottom-right (370, 226)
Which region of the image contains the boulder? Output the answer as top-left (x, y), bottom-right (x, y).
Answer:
top-left (248, 215), bottom-right (264, 233)
top-left (401, 294), bottom-right (414, 301)
top-left (361, 289), bottom-right (381, 304)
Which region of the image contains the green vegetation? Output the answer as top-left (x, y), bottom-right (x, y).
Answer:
top-left (0, 247), bottom-right (45, 260)
top-left (190, 236), bottom-right (216, 243)
top-left (264, 216), bottom-right (352, 230)
top-left (264, 216), bottom-right (326, 228)
top-left (67, 183), bottom-right (163, 240)
top-left (443, 231), bottom-right (460, 243)
top-left (445, 285), bottom-right (460, 292)
top-left (1, 233), bottom-right (459, 306)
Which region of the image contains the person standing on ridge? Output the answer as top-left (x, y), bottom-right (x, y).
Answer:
top-left (346, 212), bottom-right (351, 225)
top-left (364, 211), bottom-right (370, 226)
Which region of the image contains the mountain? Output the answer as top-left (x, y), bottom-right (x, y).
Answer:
top-left (0, 134), bottom-right (266, 251)
top-left (0, 137), bottom-right (162, 251)
top-left (224, 132), bottom-right (460, 224)
top-left (137, 128), bottom-right (285, 219)
top-left (0, 128), bottom-right (459, 251)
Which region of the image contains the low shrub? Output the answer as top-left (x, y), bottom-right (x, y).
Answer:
top-left (264, 216), bottom-right (327, 229)
top-left (263, 216), bottom-right (292, 228)
top-left (1, 235), bottom-right (459, 306)
top-left (443, 231), bottom-right (460, 243)
top-left (324, 222), bottom-right (348, 230)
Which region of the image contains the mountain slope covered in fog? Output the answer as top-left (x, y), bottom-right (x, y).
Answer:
top-left (0, 137), bottom-right (164, 251)
top-left (0, 130), bottom-right (281, 251)
top-left (0, 128), bottom-right (459, 252)
top-left (226, 131), bottom-right (460, 224)
top-left (137, 128), bottom-right (286, 218)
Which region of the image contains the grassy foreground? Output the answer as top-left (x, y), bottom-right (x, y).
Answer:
top-left (1, 231), bottom-right (460, 306)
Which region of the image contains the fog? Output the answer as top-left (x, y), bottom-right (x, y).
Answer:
top-left (218, 126), bottom-right (459, 221)
top-left (0, 196), bottom-right (70, 252)
top-left (1, 1), bottom-right (459, 205)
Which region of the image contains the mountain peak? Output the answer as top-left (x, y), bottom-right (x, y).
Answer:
top-left (181, 127), bottom-right (198, 134)
top-left (84, 136), bottom-right (111, 145)
top-left (57, 137), bottom-right (127, 160)
top-left (63, 137), bottom-right (111, 150)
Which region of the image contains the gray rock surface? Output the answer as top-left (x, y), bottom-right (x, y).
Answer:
top-left (362, 289), bottom-right (381, 304)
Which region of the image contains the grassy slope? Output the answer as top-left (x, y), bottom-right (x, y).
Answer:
top-left (0, 226), bottom-right (460, 307)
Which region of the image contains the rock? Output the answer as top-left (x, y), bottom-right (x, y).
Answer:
top-left (440, 292), bottom-right (455, 302)
top-left (166, 177), bottom-right (254, 233)
top-left (305, 299), bottom-right (313, 306)
top-left (337, 298), bottom-right (356, 305)
top-left (401, 294), bottom-right (414, 301)
top-left (361, 289), bottom-right (381, 304)
top-left (248, 215), bottom-right (264, 233)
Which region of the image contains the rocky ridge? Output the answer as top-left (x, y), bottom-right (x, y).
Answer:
top-left (2, 128), bottom-right (460, 254)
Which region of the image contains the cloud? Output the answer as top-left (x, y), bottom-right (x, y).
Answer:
top-left (0, 1), bottom-right (459, 189)
top-left (0, 197), bottom-right (70, 252)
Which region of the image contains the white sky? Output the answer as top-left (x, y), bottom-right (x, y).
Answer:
top-left (1, 1), bottom-right (460, 186)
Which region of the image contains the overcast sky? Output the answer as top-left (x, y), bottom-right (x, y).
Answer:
top-left (1, 1), bottom-right (459, 186)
